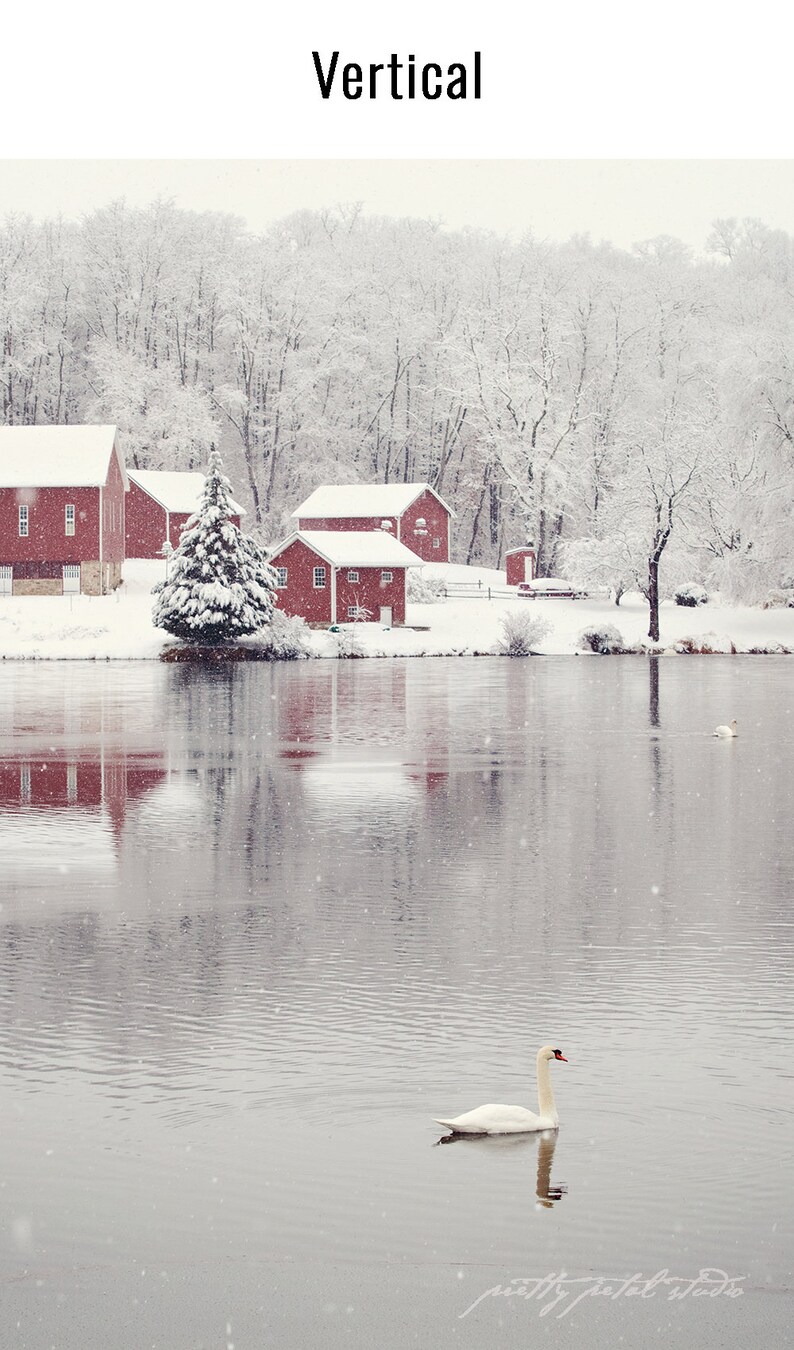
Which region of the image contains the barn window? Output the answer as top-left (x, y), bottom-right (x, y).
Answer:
top-left (347, 570), bottom-right (359, 583)
top-left (276, 567), bottom-right (288, 588)
top-left (347, 606), bottom-right (362, 619)
top-left (18, 505), bottom-right (29, 537)
top-left (65, 504), bottom-right (75, 536)
top-left (432, 537), bottom-right (441, 549)
top-left (313, 566), bottom-right (326, 589)
top-left (381, 570), bottom-right (393, 583)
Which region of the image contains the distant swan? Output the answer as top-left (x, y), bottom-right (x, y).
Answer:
top-left (714, 719), bottom-right (738, 738)
top-left (434, 1046), bottom-right (568, 1135)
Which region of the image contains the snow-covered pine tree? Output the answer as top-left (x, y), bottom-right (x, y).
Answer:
top-left (152, 449), bottom-right (278, 645)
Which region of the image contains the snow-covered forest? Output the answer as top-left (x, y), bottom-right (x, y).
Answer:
top-left (1, 200), bottom-right (792, 603)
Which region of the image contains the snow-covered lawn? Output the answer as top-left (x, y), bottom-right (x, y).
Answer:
top-left (0, 560), bottom-right (791, 660)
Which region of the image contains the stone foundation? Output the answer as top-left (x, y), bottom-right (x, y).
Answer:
top-left (8, 559), bottom-right (124, 597)
top-left (13, 578), bottom-right (63, 597)
top-left (81, 560), bottom-right (124, 595)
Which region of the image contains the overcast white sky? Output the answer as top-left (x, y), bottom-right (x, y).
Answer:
top-left (2, 160), bottom-right (793, 253)
top-left (2, 4), bottom-right (793, 251)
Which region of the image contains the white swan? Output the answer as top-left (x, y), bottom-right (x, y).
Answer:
top-left (714, 719), bottom-right (738, 738)
top-left (434, 1046), bottom-right (568, 1135)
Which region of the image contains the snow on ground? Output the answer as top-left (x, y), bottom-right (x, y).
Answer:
top-left (0, 560), bottom-right (791, 660)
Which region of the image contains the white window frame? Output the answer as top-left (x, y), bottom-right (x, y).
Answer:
top-left (432, 537), bottom-right (441, 549)
top-left (276, 567), bottom-right (288, 589)
top-left (347, 605), bottom-right (362, 620)
top-left (313, 566), bottom-right (326, 589)
top-left (18, 504), bottom-right (28, 537)
top-left (65, 503), bottom-right (75, 536)
top-left (381, 570), bottom-right (393, 583)
top-left (347, 569), bottom-right (359, 583)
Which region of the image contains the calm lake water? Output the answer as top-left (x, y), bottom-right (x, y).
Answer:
top-left (1, 657), bottom-right (792, 1349)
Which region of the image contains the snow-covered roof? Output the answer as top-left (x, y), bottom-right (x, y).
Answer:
top-left (0, 424), bottom-right (128, 489)
top-left (292, 482), bottom-right (454, 519)
top-left (128, 469), bottom-right (245, 516)
top-left (273, 530), bottom-right (425, 567)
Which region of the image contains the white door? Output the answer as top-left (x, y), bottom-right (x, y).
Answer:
top-left (0, 565), bottom-right (12, 596)
top-left (524, 557), bottom-right (535, 582)
top-left (379, 606), bottom-right (393, 628)
top-left (63, 564), bottom-right (81, 595)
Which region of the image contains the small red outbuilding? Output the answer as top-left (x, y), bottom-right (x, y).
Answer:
top-left (268, 530), bottom-right (424, 627)
top-left (291, 483), bottom-right (455, 563)
top-left (126, 469), bottom-right (244, 558)
top-left (505, 546), bottom-right (537, 586)
top-left (0, 424), bottom-right (127, 596)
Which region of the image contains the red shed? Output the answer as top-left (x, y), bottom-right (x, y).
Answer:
top-left (291, 483), bottom-right (455, 563)
top-left (505, 545), bottom-right (537, 586)
top-left (0, 424), bottom-right (128, 596)
top-left (126, 469), bottom-right (244, 558)
top-left (268, 530), bottom-right (424, 627)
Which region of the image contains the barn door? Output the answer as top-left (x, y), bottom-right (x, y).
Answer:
top-left (62, 564), bottom-right (81, 595)
top-left (0, 565), bottom-right (12, 596)
top-left (379, 606), bottom-right (393, 628)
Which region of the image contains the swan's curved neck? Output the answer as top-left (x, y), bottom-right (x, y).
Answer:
top-left (536, 1054), bottom-right (558, 1124)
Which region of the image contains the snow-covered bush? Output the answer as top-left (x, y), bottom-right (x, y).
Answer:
top-left (675, 631), bottom-right (736, 654)
top-left (152, 449), bottom-right (278, 645)
top-left (257, 609), bottom-right (312, 659)
top-left (407, 570), bottom-right (446, 604)
top-left (674, 583), bottom-right (709, 607)
top-left (332, 625), bottom-right (366, 658)
top-left (762, 588), bottom-right (794, 609)
top-left (577, 624), bottom-right (627, 655)
top-left (496, 610), bottom-right (551, 656)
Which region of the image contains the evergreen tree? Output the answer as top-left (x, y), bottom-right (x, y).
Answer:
top-left (152, 449), bottom-right (278, 645)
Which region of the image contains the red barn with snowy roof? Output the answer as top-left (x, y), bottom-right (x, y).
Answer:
top-left (0, 424), bottom-right (127, 596)
top-left (268, 530), bottom-right (424, 627)
top-left (291, 483), bottom-right (454, 563)
top-left (126, 469), bottom-right (244, 558)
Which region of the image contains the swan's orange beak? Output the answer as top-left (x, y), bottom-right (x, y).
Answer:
top-left (555, 1052), bottom-right (568, 1061)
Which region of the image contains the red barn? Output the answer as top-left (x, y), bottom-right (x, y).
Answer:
top-left (505, 545), bottom-right (537, 586)
top-left (291, 483), bottom-right (455, 563)
top-left (0, 424), bottom-right (127, 596)
top-left (126, 469), bottom-right (244, 558)
top-left (268, 530), bottom-right (424, 627)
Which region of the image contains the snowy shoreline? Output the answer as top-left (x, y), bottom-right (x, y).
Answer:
top-left (0, 561), bottom-right (792, 662)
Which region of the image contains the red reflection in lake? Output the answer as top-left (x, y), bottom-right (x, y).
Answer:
top-left (0, 751), bottom-right (167, 841)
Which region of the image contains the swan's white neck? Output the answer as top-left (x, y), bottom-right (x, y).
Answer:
top-left (536, 1052), bottom-right (558, 1125)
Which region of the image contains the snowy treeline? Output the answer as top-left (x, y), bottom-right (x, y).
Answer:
top-left (1, 200), bottom-right (792, 603)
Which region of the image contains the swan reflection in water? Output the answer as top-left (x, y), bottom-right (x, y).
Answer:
top-left (435, 1128), bottom-right (567, 1208)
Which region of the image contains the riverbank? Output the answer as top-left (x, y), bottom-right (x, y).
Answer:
top-left (0, 561), bottom-right (791, 659)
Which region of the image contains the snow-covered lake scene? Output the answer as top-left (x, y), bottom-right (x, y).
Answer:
top-left (1, 162), bottom-right (793, 1348)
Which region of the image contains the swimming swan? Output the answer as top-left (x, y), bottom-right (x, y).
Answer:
top-left (714, 719), bottom-right (738, 738)
top-left (434, 1046), bottom-right (568, 1135)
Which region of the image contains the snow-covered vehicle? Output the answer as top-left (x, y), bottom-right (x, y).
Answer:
top-left (517, 578), bottom-right (588, 599)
